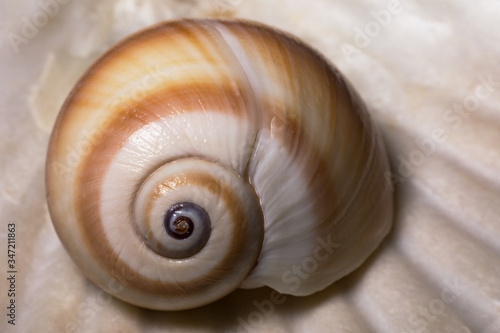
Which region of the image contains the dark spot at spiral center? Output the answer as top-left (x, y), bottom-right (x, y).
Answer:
top-left (165, 214), bottom-right (194, 240)
top-left (172, 217), bottom-right (193, 238)
top-left (164, 202), bottom-right (210, 243)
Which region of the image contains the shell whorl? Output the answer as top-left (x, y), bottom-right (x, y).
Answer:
top-left (46, 19), bottom-right (393, 310)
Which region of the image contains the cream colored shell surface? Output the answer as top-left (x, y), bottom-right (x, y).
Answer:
top-left (1, 0), bottom-right (500, 332)
top-left (45, 19), bottom-right (392, 311)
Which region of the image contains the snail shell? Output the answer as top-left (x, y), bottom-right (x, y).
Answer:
top-left (46, 19), bottom-right (393, 311)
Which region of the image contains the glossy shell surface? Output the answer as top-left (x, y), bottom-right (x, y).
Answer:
top-left (45, 19), bottom-right (392, 310)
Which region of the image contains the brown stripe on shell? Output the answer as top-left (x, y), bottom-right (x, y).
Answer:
top-left (48, 19), bottom-right (254, 142)
top-left (73, 84), bottom-right (259, 297)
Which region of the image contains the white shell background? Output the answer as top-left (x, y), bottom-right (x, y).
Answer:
top-left (1, 0), bottom-right (499, 332)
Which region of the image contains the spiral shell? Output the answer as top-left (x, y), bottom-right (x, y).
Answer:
top-left (46, 19), bottom-right (393, 310)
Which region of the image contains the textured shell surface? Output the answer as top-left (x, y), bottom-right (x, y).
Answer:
top-left (45, 19), bottom-right (393, 310)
